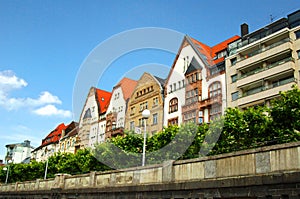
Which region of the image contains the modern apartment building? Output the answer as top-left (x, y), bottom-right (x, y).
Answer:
top-left (226, 10), bottom-right (300, 108)
top-left (5, 140), bottom-right (34, 164)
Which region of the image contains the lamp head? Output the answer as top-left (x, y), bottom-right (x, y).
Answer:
top-left (142, 109), bottom-right (150, 119)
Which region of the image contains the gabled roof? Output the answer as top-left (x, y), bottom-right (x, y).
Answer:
top-left (113, 77), bottom-right (137, 101)
top-left (95, 88), bottom-right (112, 114)
top-left (41, 123), bottom-right (67, 146)
top-left (61, 121), bottom-right (78, 140)
top-left (185, 57), bottom-right (202, 75)
top-left (154, 76), bottom-right (166, 87)
top-left (164, 35), bottom-right (240, 89)
top-left (190, 35), bottom-right (240, 66)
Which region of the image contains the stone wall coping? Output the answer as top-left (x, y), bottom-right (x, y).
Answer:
top-left (173, 141), bottom-right (300, 165)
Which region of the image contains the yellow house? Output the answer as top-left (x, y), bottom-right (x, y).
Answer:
top-left (125, 72), bottom-right (165, 136)
top-left (59, 121), bottom-right (79, 154)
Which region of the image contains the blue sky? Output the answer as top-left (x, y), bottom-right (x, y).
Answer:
top-left (0, 0), bottom-right (299, 161)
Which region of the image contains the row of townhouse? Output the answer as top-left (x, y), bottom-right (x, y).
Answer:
top-left (31, 122), bottom-right (78, 162)
top-left (31, 9), bottom-right (300, 161)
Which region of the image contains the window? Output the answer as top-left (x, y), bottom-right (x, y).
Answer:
top-left (130, 121), bottom-right (135, 131)
top-left (130, 107), bottom-right (135, 115)
top-left (153, 113), bottom-right (158, 125)
top-left (231, 74), bottom-right (238, 83)
top-left (209, 82), bottom-right (221, 98)
top-left (140, 101), bottom-right (148, 111)
top-left (173, 83), bottom-right (176, 91)
top-left (210, 104), bottom-right (222, 121)
top-left (169, 98), bottom-right (178, 113)
top-left (295, 30), bottom-right (300, 39)
top-left (231, 91), bottom-right (239, 101)
top-left (153, 97), bottom-right (158, 107)
top-left (178, 81), bottom-right (181, 88)
top-left (217, 50), bottom-right (227, 58)
top-left (184, 111), bottom-right (196, 123)
top-left (168, 117), bottom-right (178, 126)
top-left (170, 85), bottom-right (172, 93)
top-left (230, 57), bottom-right (237, 66)
top-left (297, 50), bottom-right (300, 59)
top-left (186, 89), bottom-right (198, 105)
top-left (138, 118), bottom-right (144, 126)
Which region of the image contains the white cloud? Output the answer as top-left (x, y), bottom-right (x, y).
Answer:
top-left (0, 70), bottom-right (71, 117)
top-left (33, 104), bottom-right (72, 118)
top-left (0, 70), bottom-right (27, 91)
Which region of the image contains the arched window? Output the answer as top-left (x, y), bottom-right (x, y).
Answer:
top-left (209, 82), bottom-right (221, 98)
top-left (169, 98), bottom-right (178, 113)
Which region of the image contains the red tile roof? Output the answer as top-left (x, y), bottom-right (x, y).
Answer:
top-left (95, 88), bottom-right (112, 114)
top-left (114, 77), bottom-right (138, 101)
top-left (190, 35), bottom-right (240, 65)
top-left (41, 123), bottom-right (67, 146)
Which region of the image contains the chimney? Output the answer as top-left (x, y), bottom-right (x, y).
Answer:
top-left (241, 23), bottom-right (249, 37)
top-left (61, 129), bottom-right (65, 138)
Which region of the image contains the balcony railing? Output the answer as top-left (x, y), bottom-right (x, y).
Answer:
top-left (199, 95), bottom-right (222, 107)
top-left (241, 77), bottom-right (296, 98)
top-left (239, 57), bottom-right (294, 80)
top-left (237, 38), bottom-right (291, 62)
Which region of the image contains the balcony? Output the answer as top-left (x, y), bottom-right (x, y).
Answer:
top-left (237, 77), bottom-right (296, 106)
top-left (236, 38), bottom-right (292, 70)
top-left (199, 95), bottom-right (222, 108)
top-left (110, 127), bottom-right (124, 137)
top-left (237, 57), bottom-right (295, 88)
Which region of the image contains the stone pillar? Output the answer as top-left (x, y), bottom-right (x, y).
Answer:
top-left (162, 160), bottom-right (174, 183)
top-left (53, 174), bottom-right (70, 189)
top-left (89, 171), bottom-right (96, 187)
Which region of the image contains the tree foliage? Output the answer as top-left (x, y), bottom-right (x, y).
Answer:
top-left (1, 86), bottom-right (299, 183)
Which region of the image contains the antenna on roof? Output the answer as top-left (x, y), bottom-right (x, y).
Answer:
top-left (270, 14), bottom-right (274, 22)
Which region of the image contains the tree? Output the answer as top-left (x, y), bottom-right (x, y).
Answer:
top-left (270, 85), bottom-right (300, 143)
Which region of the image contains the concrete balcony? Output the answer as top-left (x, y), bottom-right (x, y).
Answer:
top-left (237, 59), bottom-right (295, 88)
top-left (236, 39), bottom-right (292, 70)
top-left (237, 80), bottom-right (296, 106)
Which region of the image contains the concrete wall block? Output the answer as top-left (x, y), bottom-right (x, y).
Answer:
top-left (139, 168), bottom-right (162, 184)
top-left (256, 152), bottom-right (271, 174)
top-left (174, 161), bottom-right (204, 181)
top-left (96, 173), bottom-right (110, 187)
top-left (216, 154), bottom-right (255, 177)
top-left (204, 160), bottom-right (216, 179)
top-left (115, 171), bottom-right (133, 185)
top-left (270, 147), bottom-right (300, 172)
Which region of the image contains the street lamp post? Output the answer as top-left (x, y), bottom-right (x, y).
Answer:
top-left (44, 148), bottom-right (53, 180)
top-left (142, 109), bottom-right (150, 166)
top-left (3, 160), bottom-right (12, 184)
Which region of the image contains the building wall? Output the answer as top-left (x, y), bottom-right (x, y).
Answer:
top-left (226, 26), bottom-right (300, 108)
top-left (78, 88), bottom-right (99, 148)
top-left (164, 43), bottom-right (200, 126)
top-left (106, 86), bottom-right (126, 128)
top-left (59, 135), bottom-right (77, 154)
top-left (32, 143), bottom-right (58, 162)
top-left (125, 73), bottom-right (164, 135)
